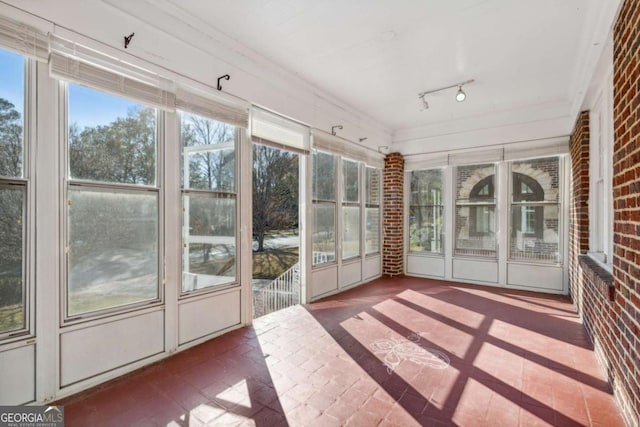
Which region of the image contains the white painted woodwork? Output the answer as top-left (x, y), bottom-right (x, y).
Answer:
top-left (507, 263), bottom-right (564, 292)
top-left (452, 259), bottom-right (499, 284)
top-left (60, 310), bottom-right (164, 386)
top-left (0, 344), bottom-right (35, 404)
top-left (363, 255), bottom-right (381, 281)
top-left (407, 255), bottom-right (445, 278)
top-left (178, 289), bottom-right (241, 345)
top-left (340, 260), bottom-right (362, 288)
top-left (311, 266), bottom-right (338, 299)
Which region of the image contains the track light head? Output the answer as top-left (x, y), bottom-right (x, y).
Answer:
top-left (456, 86), bottom-right (466, 102)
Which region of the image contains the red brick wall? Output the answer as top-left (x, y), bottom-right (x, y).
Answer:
top-left (569, 111), bottom-right (590, 310)
top-left (611, 0), bottom-right (640, 422)
top-left (383, 153), bottom-right (404, 275)
top-left (568, 2), bottom-right (640, 424)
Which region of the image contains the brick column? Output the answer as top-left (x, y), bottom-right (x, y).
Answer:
top-left (383, 152), bottom-right (404, 276)
top-left (568, 111), bottom-right (590, 303)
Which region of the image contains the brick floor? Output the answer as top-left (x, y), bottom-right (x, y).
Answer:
top-left (56, 276), bottom-right (625, 426)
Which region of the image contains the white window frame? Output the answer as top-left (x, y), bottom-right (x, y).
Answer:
top-left (588, 67), bottom-right (614, 271)
top-left (408, 168), bottom-right (445, 256)
top-left (311, 149), bottom-right (337, 267)
top-left (0, 50), bottom-right (34, 342)
top-left (179, 111), bottom-right (240, 296)
top-left (61, 82), bottom-right (164, 323)
top-left (364, 166), bottom-right (381, 256)
top-left (341, 157), bottom-right (361, 261)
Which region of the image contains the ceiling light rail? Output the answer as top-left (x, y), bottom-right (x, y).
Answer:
top-left (418, 79), bottom-right (474, 110)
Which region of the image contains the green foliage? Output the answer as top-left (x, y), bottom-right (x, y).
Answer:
top-left (0, 99), bottom-right (24, 331)
top-left (69, 107), bottom-right (157, 185)
top-left (0, 98), bottom-right (22, 178)
top-left (252, 145), bottom-right (298, 252)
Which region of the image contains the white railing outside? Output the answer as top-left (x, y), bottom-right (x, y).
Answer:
top-left (253, 262), bottom-right (300, 318)
top-left (312, 251), bottom-right (330, 265)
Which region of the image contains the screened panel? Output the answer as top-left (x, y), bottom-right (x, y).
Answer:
top-left (312, 151), bottom-right (335, 201)
top-left (342, 205), bottom-right (360, 259)
top-left (510, 157), bottom-right (560, 263)
top-left (0, 49), bottom-right (24, 178)
top-left (342, 159), bottom-right (359, 203)
top-left (67, 189), bottom-right (159, 316)
top-left (455, 164), bottom-right (497, 257)
top-left (365, 207), bottom-right (380, 255)
top-left (366, 167), bottom-right (380, 205)
top-left (454, 206), bottom-right (496, 257)
top-left (312, 202), bottom-right (336, 264)
top-left (181, 112), bottom-right (236, 192)
top-left (68, 84), bottom-right (157, 186)
top-left (409, 169), bottom-right (444, 254)
top-left (182, 194), bottom-right (236, 292)
top-left (409, 206), bottom-right (443, 253)
top-left (410, 169), bottom-right (443, 205)
top-left (0, 186), bottom-right (25, 334)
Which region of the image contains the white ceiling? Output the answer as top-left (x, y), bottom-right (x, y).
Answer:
top-left (144, 0), bottom-right (615, 141)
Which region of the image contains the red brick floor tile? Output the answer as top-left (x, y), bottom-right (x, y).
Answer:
top-left (344, 408), bottom-right (386, 426)
top-left (285, 404), bottom-right (322, 425)
top-left (381, 402), bottom-right (422, 427)
top-left (55, 277), bottom-right (626, 427)
top-left (519, 402), bottom-right (557, 427)
top-left (324, 398), bottom-right (361, 421)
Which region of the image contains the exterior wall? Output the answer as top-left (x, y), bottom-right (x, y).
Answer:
top-left (569, 1), bottom-right (640, 424)
top-left (611, 0), bottom-right (640, 422)
top-left (383, 153), bottom-right (404, 275)
top-left (569, 111), bottom-right (590, 311)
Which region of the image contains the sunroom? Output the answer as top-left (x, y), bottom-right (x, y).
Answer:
top-left (0, 0), bottom-right (638, 425)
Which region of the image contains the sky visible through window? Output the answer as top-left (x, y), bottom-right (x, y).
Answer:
top-left (0, 49), bottom-right (24, 115)
top-left (0, 48), bottom-right (140, 129)
top-left (68, 84), bottom-right (141, 129)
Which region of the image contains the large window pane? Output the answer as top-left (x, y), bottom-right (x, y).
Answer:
top-left (68, 84), bottom-right (157, 186)
top-left (0, 187), bottom-right (25, 334)
top-left (365, 167), bottom-right (381, 255)
top-left (365, 207), bottom-right (380, 254)
top-left (455, 164), bottom-right (496, 257)
top-left (510, 157), bottom-right (560, 262)
top-left (342, 159), bottom-right (359, 203)
top-left (410, 169), bottom-right (444, 254)
top-left (510, 205), bottom-right (559, 261)
top-left (182, 195), bottom-right (236, 292)
top-left (342, 206), bottom-right (360, 259)
top-left (366, 168), bottom-right (380, 205)
top-left (0, 49), bottom-right (25, 178)
top-left (181, 113), bottom-right (235, 192)
top-left (67, 189), bottom-right (158, 316)
top-left (313, 202), bottom-right (336, 264)
top-left (313, 151), bottom-right (335, 201)
top-left (409, 206), bottom-right (443, 253)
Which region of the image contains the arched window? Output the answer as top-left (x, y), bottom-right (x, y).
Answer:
top-left (512, 172), bottom-right (544, 238)
top-left (470, 175), bottom-right (495, 236)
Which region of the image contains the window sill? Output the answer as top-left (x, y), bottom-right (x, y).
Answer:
top-left (578, 255), bottom-right (615, 302)
top-left (408, 252), bottom-right (444, 258)
top-left (586, 252), bottom-right (613, 274)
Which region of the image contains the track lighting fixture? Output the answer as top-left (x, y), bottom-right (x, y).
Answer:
top-left (418, 79), bottom-right (474, 110)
